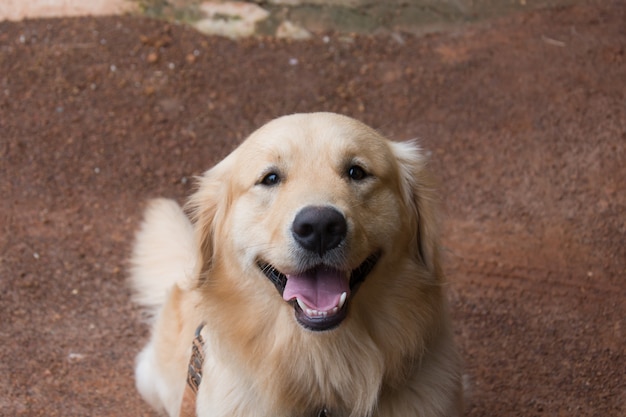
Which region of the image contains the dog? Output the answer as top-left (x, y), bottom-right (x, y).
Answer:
top-left (129, 112), bottom-right (463, 417)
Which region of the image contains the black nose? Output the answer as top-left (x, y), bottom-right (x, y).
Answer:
top-left (292, 206), bottom-right (347, 256)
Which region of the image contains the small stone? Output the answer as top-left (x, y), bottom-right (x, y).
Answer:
top-left (146, 52), bottom-right (159, 64)
top-left (276, 20), bottom-right (311, 40)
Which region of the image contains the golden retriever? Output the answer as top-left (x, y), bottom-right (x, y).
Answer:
top-left (129, 112), bottom-right (463, 417)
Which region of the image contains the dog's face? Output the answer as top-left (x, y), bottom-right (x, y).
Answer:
top-left (189, 113), bottom-right (438, 332)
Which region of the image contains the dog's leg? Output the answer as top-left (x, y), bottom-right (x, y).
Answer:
top-left (376, 330), bottom-right (463, 417)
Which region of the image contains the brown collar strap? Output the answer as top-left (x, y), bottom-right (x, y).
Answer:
top-left (179, 324), bottom-right (205, 417)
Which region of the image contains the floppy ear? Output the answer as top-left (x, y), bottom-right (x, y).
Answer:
top-left (390, 141), bottom-right (441, 274)
top-left (185, 153), bottom-right (235, 282)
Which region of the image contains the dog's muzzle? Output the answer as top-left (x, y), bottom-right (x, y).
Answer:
top-left (257, 251), bottom-right (381, 331)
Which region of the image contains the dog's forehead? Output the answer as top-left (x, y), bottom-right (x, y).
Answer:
top-left (240, 113), bottom-right (391, 165)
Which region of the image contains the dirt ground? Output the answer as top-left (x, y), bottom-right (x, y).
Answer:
top-left (0, 0), bottom-right (624, 415)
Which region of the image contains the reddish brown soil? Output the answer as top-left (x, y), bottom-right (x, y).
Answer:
top-left (1, 1), bottom-right (624, 416)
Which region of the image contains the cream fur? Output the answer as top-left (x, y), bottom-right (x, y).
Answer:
top-left (129, 198), bottom-right (196, 321)
top-left (129, 113), bottom-right (463, 417)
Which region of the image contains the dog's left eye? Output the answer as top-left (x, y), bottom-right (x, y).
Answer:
top-left (259, 172), bottom-right (281, 186)
top-left (347, 165), bottom-right (368, 181)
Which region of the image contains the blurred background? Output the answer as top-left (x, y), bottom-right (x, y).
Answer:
top-left (1, 1), bottom-right (624, 416)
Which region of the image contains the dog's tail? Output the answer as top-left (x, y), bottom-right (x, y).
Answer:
top-left (129, 198), bottom-right (197, 322)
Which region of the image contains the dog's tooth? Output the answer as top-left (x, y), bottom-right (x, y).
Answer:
top-left (297, 296), bottom-right (346, 318)
top-left (338, 292), bottom-right (347, 309)
top-left (297, 298), bottom-right (308, 312)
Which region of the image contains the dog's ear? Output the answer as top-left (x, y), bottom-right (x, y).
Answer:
top-left (390, 141), bottom-right (441, 274)
top-left (186, 153), bottom-right (235, 282)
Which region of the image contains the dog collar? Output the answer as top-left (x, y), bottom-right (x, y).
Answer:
top-left (179, 324), bottom-right (206, 417)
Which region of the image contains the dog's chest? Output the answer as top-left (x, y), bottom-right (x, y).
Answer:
top-left (195, 324), bottom-right (380, 417)
top-left (196, 387), bottom-right (343, 417)
top-left (195, 356), bottom-right (355, 417)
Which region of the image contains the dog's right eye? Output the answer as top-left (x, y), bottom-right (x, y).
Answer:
top-left (259, 172), bottom-right (281, 187)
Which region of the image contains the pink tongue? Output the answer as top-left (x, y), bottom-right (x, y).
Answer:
top-left (283, 267), bottom-right (349, 311)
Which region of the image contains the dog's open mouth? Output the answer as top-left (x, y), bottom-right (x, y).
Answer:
top-left (257, 252), bottom-right (381, 331)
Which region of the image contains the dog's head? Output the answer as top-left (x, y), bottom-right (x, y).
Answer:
top-left (188, 113), bottom-right (439, 332)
